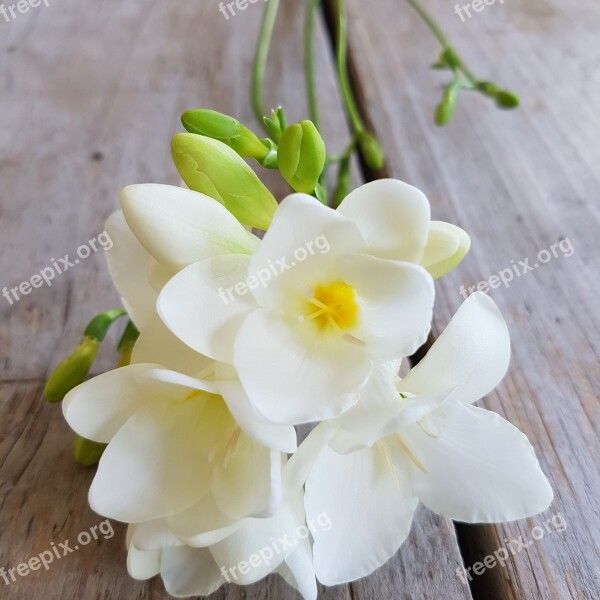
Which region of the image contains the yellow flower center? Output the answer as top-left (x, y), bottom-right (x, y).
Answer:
top-left (304, 281), bottom-right (359, 331)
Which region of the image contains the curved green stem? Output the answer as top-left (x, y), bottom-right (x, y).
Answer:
top-left (84, 309), bottom-right (127, 342)
top-left (405, 0), bottom-right (477, 84)
top-left (252, 0), bottom-right (281, 128)
top-left (305, 0), bottom-right (322, 130)
top-left (326, 136), bottom-right (358, 164)
top-left (334, 0), bottom-right (364, 134)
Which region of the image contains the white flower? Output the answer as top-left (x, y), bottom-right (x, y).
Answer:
top-left (63, 365), bottom-right (285, 524)
top-left (125, 492), bottom-right (317, 599)
top-left (155, 181), bottom-right (451, 425)
top-left (297, 293), bottom-right (553, 585)
top-left (104, 198), bottom-right (297, 453)
top-left (104, 183), bottom-right (261, 332)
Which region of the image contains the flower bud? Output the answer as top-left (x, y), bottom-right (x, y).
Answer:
top-left (435, 84), bottom-right (458, 126)
top-left (494, 90), bottom-right (520, 109)
top-left (181, 109), bottom-right (271, 162)
top-left (44, 309), bottom-right (126, 403)
top-left (263, 106), bottom-right (288, 143)
top-left (44, 337), bottom-right (100, 403)
top-left (172, 133), bottom-right (278, 230)
top-left (442, 48), bottom-right (460, 70)
top-left (278, 121), bottom-right (326, 194)
top-left (74, 435), bottom-right (106, 467)
top-left (358, 131), bottom-right (385, 170)
top-left (421, 221), bottom-right (471, 279)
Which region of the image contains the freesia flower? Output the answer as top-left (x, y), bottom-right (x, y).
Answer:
top-left (63, 365), bottom-right (285, 524)
top-left (297, 293), bottom-right (553, 585)
top-left (125, 490), bottom-right (317, 598)
top-left (104, 184), bottom-right (261, 332)
top-left (104, 204), bottom-right (297, 452)
top-left (156, 182), bottom-right (447, 425)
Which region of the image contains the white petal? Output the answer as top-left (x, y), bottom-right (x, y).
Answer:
top-left (421, 221), bottom-right (471, 279)
top-left (63, 364), bottom-right (179, 444)
top-left (338, 254), bottom-right (435, 359)
top-left (215, 363), bottom-right (298, 453)
top-left (337, 179), bottom-right (430, 262)
top-left (121, 184), bottom-right (260, 272)
top-left (104, 211), bottom-right (159, 330)
top-left (157, 254), bottom-right (257, 364)
top-left (211, 445), bottom-right (282, 521)
top-left (400, 292), bottom-right (510, 404)
top-left (283, 424), bottom-right (337, 498)
top-left (131, 316), bottom-right (213, 377)
top-left (127, 543), bottom-right (161, 581)
top-left (167, 494), bottom-right (245, 547)
top-left (131, 519), bottom-right (183, 551)
top-left (403, 401), bottom-right (553, 522)
top-left (330, 365), bottom-right (456, 453)
top-left (89, 402), bottom-right (212, 522)
top-left (305, 445), bottom-right (417, 585)
top-left (247, 193), bottom-right (366, 309)
top-left (210, 495), bottom-right (306, 585)
top-left (277, 536), bottom-right (318, 600)
top-left (234, 309), bottom-right (370, 425)
top-left (330, 361), bottom-right (402, 450)
top-left (161, 546), bottom-right (225, 597)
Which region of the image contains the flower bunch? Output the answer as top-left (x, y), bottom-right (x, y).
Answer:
top-left (45, 104), bottom-right (552, 597)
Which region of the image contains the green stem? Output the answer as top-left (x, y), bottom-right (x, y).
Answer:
top-left (405, 0), bottom-right (477, 83)
top-left (334, 0), bottom-right (364, 134)
top-left (84, 309), bottom-right (127, 342)
top-left (326, 136), bottom-right (358, 164)
top-left (252, 0), bottom-right (281, 129)
top-left (305, 0), bottom-right (322, 130)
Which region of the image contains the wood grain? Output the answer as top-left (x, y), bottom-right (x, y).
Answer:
top-left (337, 0), bottom-right (600, 598)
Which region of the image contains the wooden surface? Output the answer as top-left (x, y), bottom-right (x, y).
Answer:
top-left (0, 0), bottom-right (598, 598)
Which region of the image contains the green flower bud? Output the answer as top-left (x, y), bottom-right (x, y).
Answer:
top-left (494, 90), bottom-right (520, 109)
top-left (181, 109), bottom-right (270, 162)
top-left (278, 121), bottom-right (326, 194)
top-left (435, 83), bottom-right (459, 126)
top-left (44, 337), bottom-right (100, 403)
top-left (263, 107), bottom-right (288, 143)
top-left (172, 133), bottom-right (278, 230)
top-left (357, 131), bottom-right (385, 170)
top-left (74, 435), bottom-right (106, 467)
top-left (441, 48), bottom-right (460, 70)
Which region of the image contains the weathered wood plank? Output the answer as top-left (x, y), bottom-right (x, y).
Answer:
top-left (340, 0), bottom-right (600, 598)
